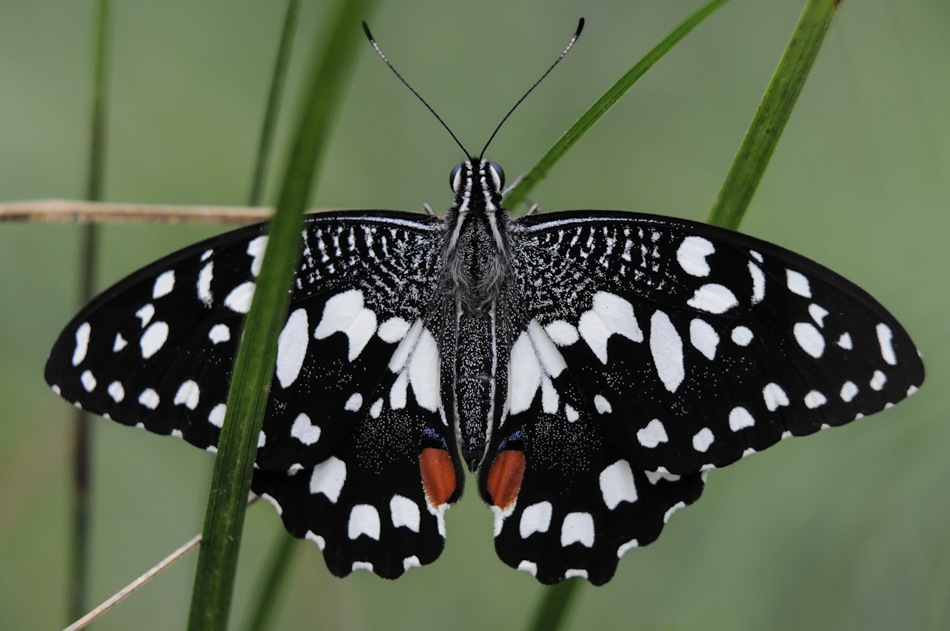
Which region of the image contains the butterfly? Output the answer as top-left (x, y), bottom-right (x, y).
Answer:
top-left (44, 19), bottom-right (924, 584)
top-left (44, 154), bottom-right (924, 584)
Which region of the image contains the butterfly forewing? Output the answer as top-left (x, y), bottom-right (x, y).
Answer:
top-left (504, 211), bottom-right (923, 475)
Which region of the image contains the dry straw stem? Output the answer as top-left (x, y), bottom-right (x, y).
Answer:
top-left (60, 496), bottom-right (261, 631)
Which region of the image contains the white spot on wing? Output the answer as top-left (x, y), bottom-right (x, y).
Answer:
top-left (73, 322), bottom-right (91, 366)
top-left (870, 370), bottom-right (887, 391)
top-left (314, 290), bottom-right (377, 361)
top-left (793, 322), bottom-right (825, 358)
top-left (224, 282), bottom-right (256, 313)
top-left (208, 324), bottom-right (230, 344)
top-left (687, 284), bottom-right (738, 314)
top-left (565, 569), bottom-right (588, 579)
top-left (508, 331), bottom-right (542, 415)
top-left (544, 320), bottom-right (579, 346)
top-left (390, 371), bottom-right (409, 409)
top-left (152, 271), bottom-right (175, 298)
top-left (527, 320), bottom-right (567, 377)
top-left (786, 269), bottom-right (812, 297)
top-left (198, 262), bottom-right (213, 306)
top-left (348, 504), bottom-right (380, 540)
top-left (578, 292), bottom-right (643, 363)
top-left (763, 383), bottom-right (790, 411)
top-left (113, 333), bottom-right (128, 352)
top-left (637, 419), bottom-right (668, 448)
top-left (836, 333), bottom-right (853, 350)
top-left (208, 403), bottom-right (226, 427)
top-left (408, 328), bottom-right (440, 412)
top-left (594, 395), bottom-right (612, 414)
top-left (403, 556), bottom-right (421, 571)
top-left (309, 456), bottom-right (346, 503)
top-left (840, 381), bottom-right (858, 402)
top-left (351, 561), bottom-right (374, 572)
top-left (260, 493), bottom-right (282, 515)
top-left (174, 380), bottom-right (200, 410)
top-left (378, 317), bottom-right (410, 344)
top-left (676, 236), bottom-right (714, 277)
top-left (305, 531), bottom-right (326, 550)
top-left (290, 413), bottom-right (321, 445)
top-left (390, 495), bottom-right (421, 532)
top-left (247, 236), bottom-right (268, 277)
top-left (664, 501), bottom-right (686, 523)
top-left (560, 512), bottom-right (594, 547)
top-left (728, 407), bottom-right (755, 431)
top-left (749, 262), bottom-right (765, 304)
top-left (517, 560), bottom-right (538, 576)
top-left (804, 390), bottom-right (827, 408)
top-left (138, 388), bottom-right (160, 409)
top-left (876, 323), bottom-right (897, 365)
top-left (107, 381), bottom-right (125, 402)
top-left (520, 502), bottom-right (552, 538)
top-left (140, 322), bottom-right (170, 359)
top-left (731, 326), bottom-right (753, 346)
top-left (344, 393), bottom-right (362, 411)
top-left (80, 370), bottom-right (96, 392)
top-left (276, 308), bottom-right (309, 388)
top-left (369, 398), bottom-right (383, 418)
top-left (650, 311), bottom-right (684, 392)
top-left (599, 460), bottom-right (637, 509)
top-left (565, 404), bottom-right (580, 423)
top-left (617, 540), bottom-right (639, 558)
top-left (540, 376), bottom-right (558, 414)
top-left (136, 303), bottom-right (155, 327)
top-left (809, 304), bottom-right (829, 327)
top-left (692, 428), bottom-right (714, 452)
top-left (689, 318), bottom-right (719, 360)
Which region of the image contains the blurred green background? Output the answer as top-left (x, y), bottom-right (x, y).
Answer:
top-left (1, 0), bottom-right (948, 629)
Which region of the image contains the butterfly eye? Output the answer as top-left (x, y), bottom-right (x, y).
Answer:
top-left (450, 164), bottom-right (463, 192)
top-left (488, 162), bottom-right (505, 190)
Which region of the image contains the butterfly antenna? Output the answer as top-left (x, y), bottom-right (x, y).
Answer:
top-left (363, 22), bottom-right (470, 157)
top-left (478, 18), bottom-right (585, 160)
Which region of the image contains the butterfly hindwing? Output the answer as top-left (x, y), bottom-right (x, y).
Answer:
top-left (506, 211), bottom-right (924, 475)
top-left (252, 352), bottom-right (463, 579)
top-left (479, 388), bottom-right (705, 585)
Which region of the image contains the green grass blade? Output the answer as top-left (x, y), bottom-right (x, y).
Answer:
top-left (240, 531), bottom-right (300, 631)
top-left (707, 0), bottom-right (840, 230)
top-left (503, 0), bottom-right (732, 211)
top-left (68, 0), bottom-right (112, 623)
top-left (248, 0), bottom-right (302, 207)
top-left (527, 578), bottom-right (584, 631)
top-left (241, 4), bottom-right (305, 628)
top-left (186, 1), bottom-right (378, 629)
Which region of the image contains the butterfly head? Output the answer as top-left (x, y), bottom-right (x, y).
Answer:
top-left (449, 159), bottom-right (506, 214)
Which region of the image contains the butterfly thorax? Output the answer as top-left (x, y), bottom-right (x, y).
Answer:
top-left (442, 159), bottom-right (511, 470)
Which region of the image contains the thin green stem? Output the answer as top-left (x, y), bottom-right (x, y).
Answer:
top-left (68, 0), bottom-right (111, 624)
top-left (185, 1), bottom-right (378, 629)
top-left (527, 579), bottom-right (584, 631)
top-left (240, 3), bottom-right (306, 628)
top-left (248, 0), bottom-right (302, 207)
top-left (707, 0), bottom-right (840, 230)
top-left (503, 0), bottom-right (732, 212)
top-left (240, 531), bottom-right (300, 631)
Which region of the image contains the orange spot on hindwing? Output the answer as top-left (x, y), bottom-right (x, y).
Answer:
top-left (486, 450), bottom-right (525, 510)
top-left (420, 448), bottom-right (456, 506)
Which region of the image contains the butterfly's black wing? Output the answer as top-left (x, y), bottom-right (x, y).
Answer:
top-left (45, 211), bottom-right (464, 579)
top-left (480, 210), bottom-right (923, 584)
